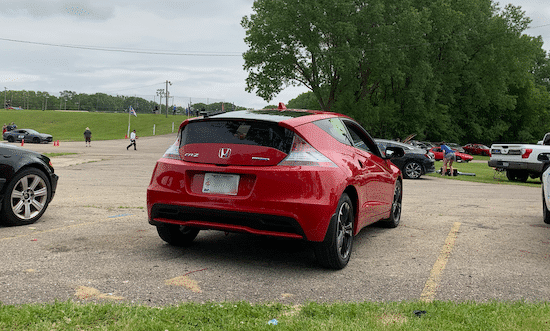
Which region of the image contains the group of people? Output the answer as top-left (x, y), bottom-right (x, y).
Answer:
top-left (82, 127), bottom-right (137, 150)
top-left (2, 122), bottom-right (17, 135)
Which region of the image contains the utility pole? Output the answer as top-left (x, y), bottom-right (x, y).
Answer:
top-left (156, 89), bottom-right (164, 114)
top-left (165, 80), bottom-right (172, 118)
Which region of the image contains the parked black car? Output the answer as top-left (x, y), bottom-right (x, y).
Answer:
top-left (3, 129), bottom-right (53, 143)
top-left (0, 144), bottom-right (58, 225)
top-left (376, 139), bottom-right (436, 179)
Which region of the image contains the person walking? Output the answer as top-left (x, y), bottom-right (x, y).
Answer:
top-left (127, 129), bottom-right (137, 150)
top-left (440, 142), bottom-right (456, 176)
top-left (83, 127), bottom-right (92, 147)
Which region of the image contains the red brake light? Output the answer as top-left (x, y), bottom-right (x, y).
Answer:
top-left (522, 148), bottom-right (533, 159)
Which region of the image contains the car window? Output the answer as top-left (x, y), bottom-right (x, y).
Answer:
top-left (314, 118), bottom-right (352, 146)
top-left (180, 120), bottom-right (294, 153)
top-left (342, 120), bottom-right (381, 157)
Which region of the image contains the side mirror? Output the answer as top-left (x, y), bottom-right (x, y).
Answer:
top-left (385, 146), bottom-right (405, 159)
top-left (538, 153), bottom-right (550, 162)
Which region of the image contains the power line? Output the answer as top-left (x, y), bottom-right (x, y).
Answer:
top-left (0, 37), bottom-right (243, 57)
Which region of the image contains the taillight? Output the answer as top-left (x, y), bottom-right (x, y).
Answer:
top-left (163, 140), bottom-right (181, 160)
top-left (278, 135), bottom-right (337, 167)
top-left (522, 148), bottom-right (533, 159)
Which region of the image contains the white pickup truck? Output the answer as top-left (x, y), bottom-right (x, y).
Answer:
top-left (488, 133), bottom-right (550, 182)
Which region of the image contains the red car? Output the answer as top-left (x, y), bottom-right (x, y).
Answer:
top-left (147, 105), bottom-right (405, 269)
top-left (463, 143), bottom-right (491, 156)
top-left (428, 147), bottom-right (474, 162)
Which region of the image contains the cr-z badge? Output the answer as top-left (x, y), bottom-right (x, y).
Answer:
top-left (184, 153), bottom-right (199, 158)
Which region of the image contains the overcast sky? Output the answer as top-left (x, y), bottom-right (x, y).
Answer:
top-left (0, 0), bottom-right (549, 110)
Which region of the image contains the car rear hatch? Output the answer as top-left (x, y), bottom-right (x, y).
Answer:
top-left (178, 119), bottom-right (294, 166)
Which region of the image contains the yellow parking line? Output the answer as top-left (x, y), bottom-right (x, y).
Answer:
top-left (420, 222), bottom-right (461, 302)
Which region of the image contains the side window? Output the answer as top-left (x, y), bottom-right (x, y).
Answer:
top-left (343, 121), bottom-right (381, 157)
top-left (314, 118), bottom-right (352, 146)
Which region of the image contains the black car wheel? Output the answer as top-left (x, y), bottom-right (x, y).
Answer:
top-left (314, 193), bottom-right (354, 269)
top-left (7, 136), bottom-right (14, 142)
top-left (381, 180), bottom-right (402, 228)
top-left (2, 168), bottom-right (52, 226)
top-left (403, 161), bottom-right (422, 179)
top-left (33, 137), bottom-right (40, 143)
top-left (543, 188), bottom-right (550, 224)
top-left (156, 224), bottom-right (200, 246)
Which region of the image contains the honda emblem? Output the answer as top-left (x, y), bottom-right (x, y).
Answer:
top-left (219, 148), bottom-right (231, 158)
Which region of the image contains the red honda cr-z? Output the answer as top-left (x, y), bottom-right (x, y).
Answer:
top-left (147, 104), bottom-right (404, 269)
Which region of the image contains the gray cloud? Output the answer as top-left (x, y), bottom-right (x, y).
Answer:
top-left (0, 0), bottom-right (115, 20)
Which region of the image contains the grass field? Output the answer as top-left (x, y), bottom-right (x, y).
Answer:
top-left (1, 300), bottom-right (550, 330)
top-left (0, 109), bottom-right (186, 141)
top-left (428, 157), bottom-right (542, 187)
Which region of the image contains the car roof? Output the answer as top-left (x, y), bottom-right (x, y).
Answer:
top-left (183, 109), bottom-right (350, 129)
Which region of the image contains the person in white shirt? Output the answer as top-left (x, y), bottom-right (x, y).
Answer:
top-left (127, 129), bottom-right (137, 150)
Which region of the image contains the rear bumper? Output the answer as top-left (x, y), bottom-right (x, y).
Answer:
top-left (488, 160), bottom-right (543, 173)
top-left (146, 158), bottom-right (343, 242)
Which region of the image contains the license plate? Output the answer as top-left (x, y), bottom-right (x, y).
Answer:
top-left (503, 162), bottom-right (509, 167)
top-left (202, 173), bottom-right (239, 195)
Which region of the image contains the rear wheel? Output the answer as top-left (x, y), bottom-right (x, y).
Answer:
top-left (33, 137), bottom-right (40, 143)
top-left (403, 161), bottom-right (422, 179)
top-left (380, 180), bottom-right (402, 228)
top-left (7, 136), bottom-right (14, 142)
top-left (314, 193), bottom-right (354, 269)
top-left (156, 224), bottom-right (200, 246)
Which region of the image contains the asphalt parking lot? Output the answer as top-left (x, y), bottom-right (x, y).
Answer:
top-left (1, 135), bottom-right (549, 306)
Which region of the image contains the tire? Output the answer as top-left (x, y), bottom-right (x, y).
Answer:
top-left (7, 136), bottom-right (14, 142)
top-left (314, 193), bottom-right (354, 269)
top-left (380, 180), bottom-right (402, 228)
top-left (456, 156), bottom-right (462, 163)
top-left (33, 137), bottom-right (40, 144)
top-left (517, 171), bottom-right (529, 183)
top-left (506, 170), bottom-right (517, 181)
top-left (543, 188), bottom-right (550, 224)
top-left (1, 168), bottom-right (52, 226)
top-left (403, 161), bottom-right (422, 179)
top-left (156, 224), bottom-right (200, 246)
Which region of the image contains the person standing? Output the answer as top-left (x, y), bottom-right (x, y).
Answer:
top-left (84, 127), bottom-right (92, 147)
top-left (440, 142), bottom-right (456, 176)
top-left (127, 129), bottom-right (137, 150)
top-left (2, 123), bottom-right (6, 135)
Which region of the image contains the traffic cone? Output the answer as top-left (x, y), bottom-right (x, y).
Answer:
top-left (21, 139), bottom-right (24, 146)
top-left (125, 134), bottom-right (128, 139)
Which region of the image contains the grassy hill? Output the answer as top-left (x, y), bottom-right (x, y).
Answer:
top-left (0, 109), bottom-right (187, 141)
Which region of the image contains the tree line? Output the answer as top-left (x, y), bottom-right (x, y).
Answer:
top-left (243, 0), bottom-right (550, 144)
top-left (2, 90), bottom-right (244, 115)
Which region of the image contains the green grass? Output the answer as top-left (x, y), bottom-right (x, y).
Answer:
top-left (0, 109), bottom-right (186, 141)
top-left (427, 156), bottom-right (541, 187)
top-left (1, 300), bottom-right (549, 330)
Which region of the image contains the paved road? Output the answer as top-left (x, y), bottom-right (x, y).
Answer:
top-left (1, 136), bottom-right (549, 305)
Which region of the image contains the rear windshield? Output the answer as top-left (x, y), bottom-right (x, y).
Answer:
top-left (180, 120), bottom-right (295, 153)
